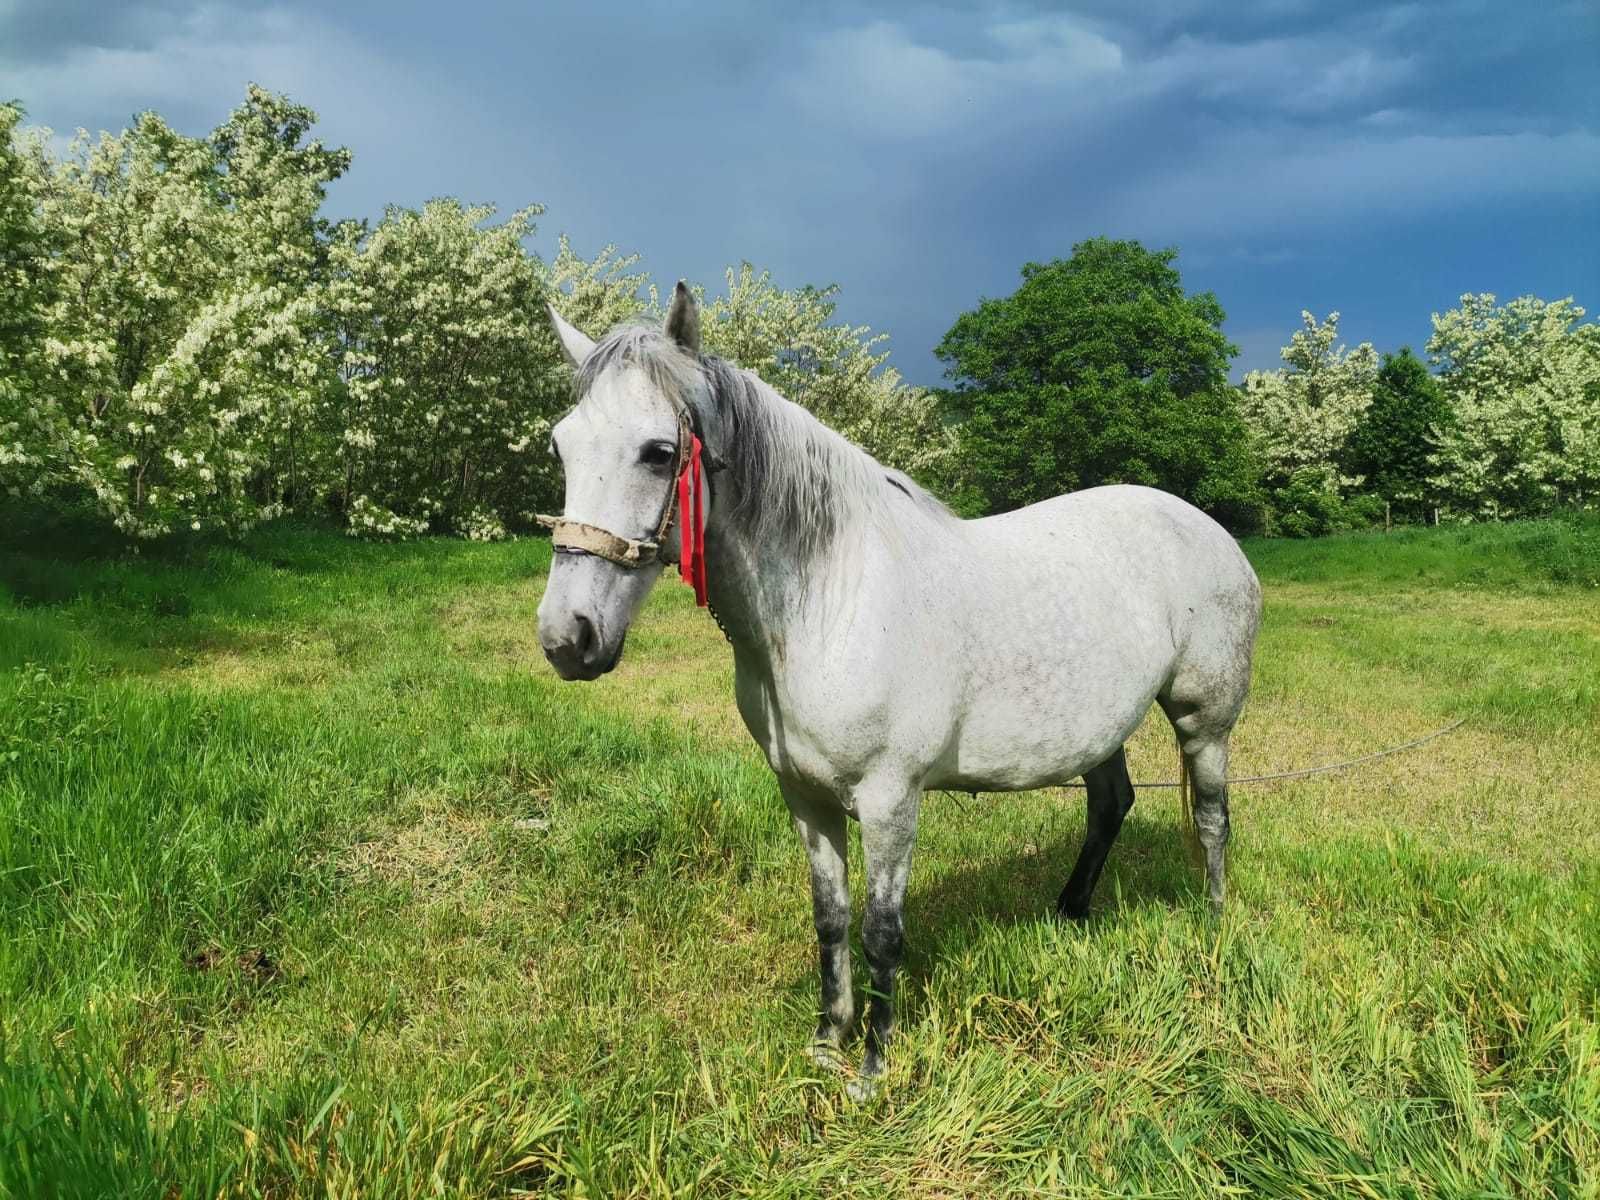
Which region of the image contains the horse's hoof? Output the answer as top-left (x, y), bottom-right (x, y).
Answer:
top-left (1054, 903), bottom-right (1089, 925)
top-left (845, 1075), bottom-right (881, 1103)
top-left (803, 1042), bottom-right (846, 1074)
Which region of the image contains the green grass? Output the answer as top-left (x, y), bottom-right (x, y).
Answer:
top-left (1, 517), bottom-right (1597, 1197)
top-left (1245, 509), bottom-right (1600, 592)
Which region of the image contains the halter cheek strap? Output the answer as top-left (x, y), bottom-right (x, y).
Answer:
top-left (535, 402), bottom-right (711, 607)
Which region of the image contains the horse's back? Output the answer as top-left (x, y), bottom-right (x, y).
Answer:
top-left (962, 484), bottom-right (1250, 608)
top-left (972, 483), bottom-right (1240, 563)
top-left (903, 486), bottom-right (1257, 790)
top-left (989, 484), bottom-right (1262, 726)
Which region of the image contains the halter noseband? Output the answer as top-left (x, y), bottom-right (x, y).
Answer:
top-left (535, 399), bottom-right (710, 605)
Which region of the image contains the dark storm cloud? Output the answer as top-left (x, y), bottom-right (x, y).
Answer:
top-left (0, 0), bottom-right (197, 60)
top-left (3, 0), bottom-right (1595, 380)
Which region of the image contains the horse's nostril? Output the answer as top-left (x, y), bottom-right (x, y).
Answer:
top-left (573, 614), bottom-right (598, 662)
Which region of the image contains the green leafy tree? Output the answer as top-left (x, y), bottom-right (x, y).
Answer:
top-left (1342, 347), bottom-right (1451, 520)
top-left (934, 238), bottom-right (1259, 523)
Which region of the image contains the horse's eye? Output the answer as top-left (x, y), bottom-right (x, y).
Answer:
top-left (640, 441), bottom-right (676, 468)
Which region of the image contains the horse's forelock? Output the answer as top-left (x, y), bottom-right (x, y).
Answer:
top-left (572, 325), bottom-right (702, 414)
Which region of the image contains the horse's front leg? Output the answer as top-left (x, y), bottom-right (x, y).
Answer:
top-left (781, 782), bottom-right (854, 1067)
top-left (851, 780), bottom-right (921, 1101)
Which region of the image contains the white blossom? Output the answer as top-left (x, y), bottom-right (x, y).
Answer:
top-left (1240, 311), bottom-right (1378, 495)
top-left (1428, 293), bottom-right (1600, 518)
top-left (8, 87), bottom-right (345, 536)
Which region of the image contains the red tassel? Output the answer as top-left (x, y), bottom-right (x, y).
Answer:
top-left (691, 440), bottom-right (707, 606)
top-left (678, 435), bottom-right (708, 607)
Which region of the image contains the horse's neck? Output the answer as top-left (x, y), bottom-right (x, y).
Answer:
top-left (695, 371), bottom-right (944, 664)
top-left (703, 514), bottom-right (808, 665)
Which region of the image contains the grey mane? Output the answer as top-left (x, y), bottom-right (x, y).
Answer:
top-left (574, 324), bottom-right (951, 558)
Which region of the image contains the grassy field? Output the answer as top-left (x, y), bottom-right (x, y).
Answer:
top-left (1, 514), bottom-right (1597, 1198)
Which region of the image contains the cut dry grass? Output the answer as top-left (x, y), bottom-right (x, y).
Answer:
top-left (1, 517), bottom-right (1596, 1197)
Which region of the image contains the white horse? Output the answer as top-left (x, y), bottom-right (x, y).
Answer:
top-left (537, 285), bottom-right (1261, 1098)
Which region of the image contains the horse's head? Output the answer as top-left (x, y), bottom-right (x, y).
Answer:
top-left (537, 283), bottom-right (712, 681)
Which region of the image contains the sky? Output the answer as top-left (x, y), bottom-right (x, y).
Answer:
top-left (3, 0), bottom-right (1596, 384)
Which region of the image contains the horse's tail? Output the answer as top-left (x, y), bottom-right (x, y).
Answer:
top-left (1178, 738), bottom-right (1204, 868)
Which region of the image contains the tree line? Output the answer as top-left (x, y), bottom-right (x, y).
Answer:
top-left (936, 241), bottom-right (1598, 534)
top-left (0, 88), bottom-right (945, 541)
top-left (3, 87), bottom-right (1595, 541)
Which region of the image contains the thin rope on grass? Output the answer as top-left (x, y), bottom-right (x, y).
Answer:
top-left (1057, 718), bottom-right (1467, 791)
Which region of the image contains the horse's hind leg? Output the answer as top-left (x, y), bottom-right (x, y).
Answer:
top-left (1056, 746), bottom-right (1134, 921)
top-left (1160, 699), bottom-right (1235, 915)
top-left (1185, 737), bottom-right (1231, 915)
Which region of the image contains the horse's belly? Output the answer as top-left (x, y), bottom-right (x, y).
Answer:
top-left (927, 701), bottom-right (1143, 790)
top-left (926, 639), bottom-right (1164, 792)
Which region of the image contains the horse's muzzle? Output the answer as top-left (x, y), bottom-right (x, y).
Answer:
top-left (539, 612), bottom-right (624, 681)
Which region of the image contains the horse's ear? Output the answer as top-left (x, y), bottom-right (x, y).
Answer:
top-left (664, 280), bottom-right (701, 356)
top-left (547, 303), bottom-right (597, 369)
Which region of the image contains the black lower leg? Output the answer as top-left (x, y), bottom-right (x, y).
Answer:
top-left (784, 785), bottom-right (854, 1051)
top-left (814, 913), bottom-right (851, 1045)
top-left (859, 904), bottom-right (903, 1079)
top-left (1057, 747), bottom-right (1135, 920)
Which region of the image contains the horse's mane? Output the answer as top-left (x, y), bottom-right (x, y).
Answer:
top-left (573, 324), bottom-right (951, 559)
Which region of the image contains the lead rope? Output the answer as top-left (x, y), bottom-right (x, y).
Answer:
top-left (1050, 718), bottom-right (1465, 792)
top-left (706, 596), bottom-right (735, 645)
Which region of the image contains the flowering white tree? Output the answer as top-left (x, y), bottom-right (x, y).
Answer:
top-left (13, 87), bottom-right (346, 536)
top-left (544, 235), bottom-right (655, 337)
top-left (325, 200), bottom-right (543, 538)
top-left (327, 215), bottom-right (657, 538)
top-left (1428, 294), bottom-right (1600, 517)
top-left (537, 262), bottom-right (957, 495)
top-left (6, 88), bottom-right (953, 541)
top-left (0, 102), bottom-right (57, 499)
top-left (1240, 311), bottom-right (1378, 494)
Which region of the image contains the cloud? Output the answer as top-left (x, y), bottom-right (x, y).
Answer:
top-left (1095, 128), bottom-right (1600, 242)
top-left (0, 2), bottom-right (494, 232)
top-left (2, 5), bottom-right (422, 143)
top-left (3, 0), bottom-right (1593, 384)
top-left (0, 0), bottom-right (196, 61)
top-left (783, 16), bottom-right (1124, 140)
top-left (1174, 37), bottom-right (1416, 115)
